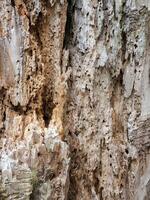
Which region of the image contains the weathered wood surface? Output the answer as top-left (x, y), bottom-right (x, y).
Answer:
top-left (0, 0), bottom-right (150, 199)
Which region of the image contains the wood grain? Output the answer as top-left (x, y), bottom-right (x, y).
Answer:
top-left (0, 39), bottom-right (15, 87)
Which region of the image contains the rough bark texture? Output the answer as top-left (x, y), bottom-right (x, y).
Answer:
top-left (0, 0), bottom-right (150, 199)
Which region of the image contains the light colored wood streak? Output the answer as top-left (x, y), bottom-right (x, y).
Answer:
top-left (0, 39), bottom-right (15, 87)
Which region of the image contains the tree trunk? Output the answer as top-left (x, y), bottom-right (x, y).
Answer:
top-left (0, 0), bottom-right (150, 199)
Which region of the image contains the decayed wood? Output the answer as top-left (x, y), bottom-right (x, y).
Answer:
top-left (0, 0), bottom-right (150, 200)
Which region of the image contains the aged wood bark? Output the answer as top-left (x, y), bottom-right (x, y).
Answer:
top-left (0, 0), bottom-right (150, 199)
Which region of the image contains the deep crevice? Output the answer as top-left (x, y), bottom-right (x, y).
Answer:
top-left (121, 30), bottom-right (127, 64)
top-left (10, 102), bottom-right (26, 115)
top-left (113, 0), bottom-right (117, 20)
top-left (67, 136), bottom-right (79, 200)
top-left (63, 0), bottom-right (75, 49)
top-left (11, 0), bottom-right (15, 7)
top-left (67, 164), bottom-right (78, 200)
top-left (0, 88), bottom-right (7, 134)
top-left (42, 86), bottom-right (54, 127)
top-left (120, 0), bottom-right (127, 64)
top-left (100, 187), bottom-right (104, 200)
